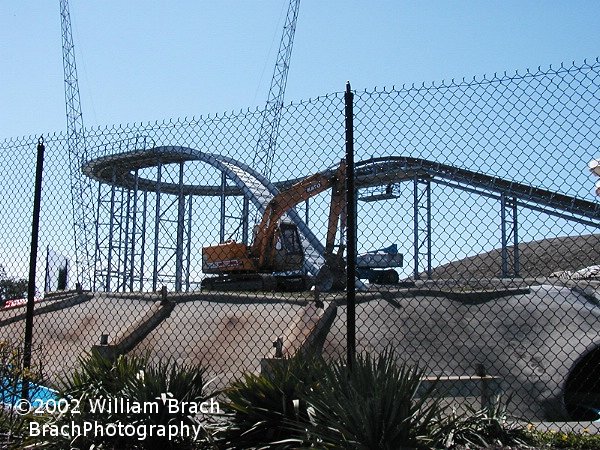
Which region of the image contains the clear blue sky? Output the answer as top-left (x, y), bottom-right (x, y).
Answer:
top-left (1, 1), bottom-right (599, 139)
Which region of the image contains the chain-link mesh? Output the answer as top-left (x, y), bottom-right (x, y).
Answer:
top-left (1, 58), bottom-right (599, 425)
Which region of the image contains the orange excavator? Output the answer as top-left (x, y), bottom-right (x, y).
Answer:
top-left (201, 161), bottom-right (347, 291)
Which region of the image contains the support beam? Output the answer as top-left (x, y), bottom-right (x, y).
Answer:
top-left (175, 162), bottom-right (185, 292)
top-left (500, 194), bottom-right (520, 278)
top-left (413, 177), bottom-right (432, 280)
top-left (152, 160), bottom-right (162, 292)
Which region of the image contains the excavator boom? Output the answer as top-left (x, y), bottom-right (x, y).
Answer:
top-left (202, 160), bottom-right (347, 290)
top-left (253, 161), bottom-right (346, 268)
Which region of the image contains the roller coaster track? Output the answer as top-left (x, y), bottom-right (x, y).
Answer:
top-left (83, 147), bottom-right (600, 279)
top-left (83, 146), bottom-right (326, 276)
top-left (355, 157), bottom-right (600, 225)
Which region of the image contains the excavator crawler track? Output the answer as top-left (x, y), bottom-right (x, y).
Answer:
top-left (201, 274), bottom-right (308, 292)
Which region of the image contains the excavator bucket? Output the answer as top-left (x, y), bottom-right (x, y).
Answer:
top-left (315, 252), bottom-right (347, 292)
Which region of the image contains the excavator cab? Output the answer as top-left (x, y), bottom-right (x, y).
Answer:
top-left (269, 221), bottom-right (304, 272)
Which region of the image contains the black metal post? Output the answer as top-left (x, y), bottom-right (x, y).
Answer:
top-left (345, 82), bottom-right (356, 369)
top-left (23, 137), bottom-right (45, 400)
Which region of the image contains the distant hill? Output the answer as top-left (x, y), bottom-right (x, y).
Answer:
top-left (425, 233), bottom-right (600, 280)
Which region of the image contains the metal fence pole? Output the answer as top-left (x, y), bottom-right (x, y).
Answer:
top-left (23, 137), bottom-right (45, 400)
top-left (345, 82), bottom-right (356, 369)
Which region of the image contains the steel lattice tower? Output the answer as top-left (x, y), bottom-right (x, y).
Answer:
top-left (60, 0), bottom-right (94, 288)
top-left (253, 0), bottom-right (301, 179)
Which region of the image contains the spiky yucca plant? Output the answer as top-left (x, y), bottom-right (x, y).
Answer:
top-left (430, 397), bottom-right (533, 449)
top-left (26, 351), bottom-right (216, 450)
top-left (220, 352), bottom-right (325, 449)
top-left (302, 349), bottom-right (440, 450)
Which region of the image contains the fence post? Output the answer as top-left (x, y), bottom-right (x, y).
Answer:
top-left (23, 137), bottom-right (46, 400)
top-left (345, 82), bottom-right (356, 369)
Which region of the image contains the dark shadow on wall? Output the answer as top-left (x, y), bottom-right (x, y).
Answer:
top-left (564, 344), bottom-right (600, 421)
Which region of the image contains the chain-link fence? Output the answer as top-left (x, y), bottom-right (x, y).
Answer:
top-left (1, 58), bottom-right (599, 425)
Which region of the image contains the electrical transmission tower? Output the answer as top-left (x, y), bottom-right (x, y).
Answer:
top-left (60, 0), bottom-right (94, 288)
top-left (253, 0), bottom-right (301, 179)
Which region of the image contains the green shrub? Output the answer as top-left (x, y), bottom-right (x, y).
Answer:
top-left (526, 425), bottom-right (600, 450)
top-left (26, 351), bottom-right (217, 450)
top-left (431, 398), bottom-right (534, 449)
top-left (0, 340), bottom-right (44, 450)
top-left (302, 349), bottom-right (440, 450)
top-left (219, 352), bottom-right (325, 449)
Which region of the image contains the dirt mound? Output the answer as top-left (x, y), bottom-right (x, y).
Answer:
top-left (427, 233), bottom-right (600, 279)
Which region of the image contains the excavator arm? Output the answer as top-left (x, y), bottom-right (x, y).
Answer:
top-left (325, 163), bottom-right (347, 255)
top-left (202, 160), bottom-right (347, 291)
top-left (252, 160), bottom-right (346, 269)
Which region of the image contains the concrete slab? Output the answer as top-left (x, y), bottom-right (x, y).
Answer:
top-left (132, 299), bottom-right (315, 389)
top-left (0, 294), bottom-right (157, 386)
top-left (2, 284), bottom-right (598, 424)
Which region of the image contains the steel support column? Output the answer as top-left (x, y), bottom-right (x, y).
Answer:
top-left (185, 195), bottom-right (193, 291)
top-left (121, 188), bottom-right (132, 291)
top-left (175, 162), bottom-right (186, 292)
top-left (128, 170), bottom-right (139, 292)
top-left (152, 160), bottom-right (162, 292)
top-left (413, 176), bottom-right (432, 280)
top-left (219, 172), bottom-right (227, 243)
top-left (500, 193), bottom-right (520, 278)
top-left (126, 169), bottom-right (148, 292)
top-left (139, 191), bottom-right (148, 291)
top-left (106, 169), bottom-right (118, 291)
top-left (93, 182), bottom-right (102, 290)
